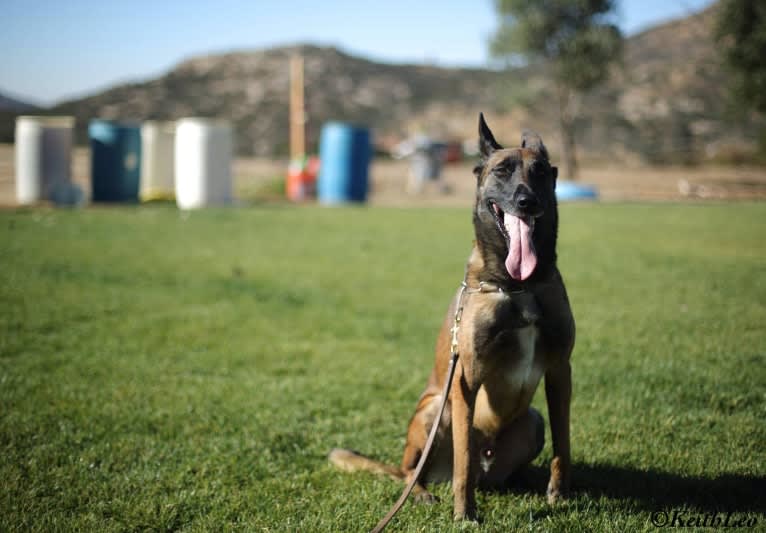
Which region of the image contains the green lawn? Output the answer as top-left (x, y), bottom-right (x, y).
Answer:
top-left (1, 203), bottom-right (764, 532)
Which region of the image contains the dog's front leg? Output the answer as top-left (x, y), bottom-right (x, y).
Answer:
top-left (544, 360), bottom-right (571, 504)
top-left (451, 367), bottom-right (478, 521)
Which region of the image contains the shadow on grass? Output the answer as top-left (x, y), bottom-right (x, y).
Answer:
top-left (509, 464), bottom-right (765, 513)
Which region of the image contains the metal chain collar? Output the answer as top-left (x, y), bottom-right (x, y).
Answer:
top-left (450, 280), bottom-right (510, 355)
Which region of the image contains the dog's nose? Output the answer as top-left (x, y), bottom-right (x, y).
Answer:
top-left (515, 192), bottom-right (539, 212)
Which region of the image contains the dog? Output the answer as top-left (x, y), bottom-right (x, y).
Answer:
top-left (330, 114), bottom-right (575, 522)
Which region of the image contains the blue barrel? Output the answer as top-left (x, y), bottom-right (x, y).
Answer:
top-left (89, 120), bottom-right (141, 202)
top-left (318, 122), bottom-right (371, 204)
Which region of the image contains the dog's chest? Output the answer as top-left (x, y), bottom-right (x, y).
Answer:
top-left (503, 324), bottom-right (542, 389)
top-left (472, 294), bottom-right (545, 432)
top-left (471, 291), bottom-right (541, 361)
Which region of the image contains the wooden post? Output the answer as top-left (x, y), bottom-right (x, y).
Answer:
top-left (289, 55), bottom-right (305, 160)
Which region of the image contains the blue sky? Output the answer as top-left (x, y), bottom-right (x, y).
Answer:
top-left (1, 0), bottom-right (715, 106)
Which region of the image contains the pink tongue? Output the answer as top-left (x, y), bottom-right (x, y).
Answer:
top-left (504, 213), bottom-right (537, 280)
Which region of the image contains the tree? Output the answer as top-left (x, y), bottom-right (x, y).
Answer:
top-left (716, 0), bottom-right (766, 114)
top-left (490, 0), bottom-right (622, 179)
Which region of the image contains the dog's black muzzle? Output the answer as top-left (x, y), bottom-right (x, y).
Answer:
top-left (513, 187), bottom-right (543, 218)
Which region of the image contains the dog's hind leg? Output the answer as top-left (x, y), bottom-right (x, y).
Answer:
top-left (478, 407), bottom-right (545, 489)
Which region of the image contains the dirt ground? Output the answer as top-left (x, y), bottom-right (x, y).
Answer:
top-left (2, 143), bottom-right (766, 208)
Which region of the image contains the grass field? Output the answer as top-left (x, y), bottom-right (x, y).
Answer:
top-left (1, 203), bottom-right (764, 532)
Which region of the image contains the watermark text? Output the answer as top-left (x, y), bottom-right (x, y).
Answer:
top-left (651, 509), bottom-right (759, 528)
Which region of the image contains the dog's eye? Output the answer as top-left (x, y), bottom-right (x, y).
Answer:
top-left (494, 159), bottom-right (516, 175)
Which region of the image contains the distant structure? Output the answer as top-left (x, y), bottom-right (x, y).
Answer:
top-left (394, 135), bottom-right (448, 195)
top-left (290, 55), bottom-right (306, 160)
top-left (286, 54), bottom-right (317, 201)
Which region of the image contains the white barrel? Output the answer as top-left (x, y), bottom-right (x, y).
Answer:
top-left (15, 116), bottom-right (74, 205)
top-left (174, 118), bottom-right (233, 209)
top-left (140, 121), bottom-right (176, 201)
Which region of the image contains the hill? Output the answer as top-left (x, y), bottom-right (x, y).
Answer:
top-left (2, 2), bottom-right (763, 163)
top-left (586, 3), bottom-right (761, 164)
top-left (0, 90), bottom-right (40, 144)
top-left (48, 45), bottom-right (502, 156)
top-left (0, 90), bottom-right (39, 113)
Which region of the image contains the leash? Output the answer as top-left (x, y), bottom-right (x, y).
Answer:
top-left (369, 352), bottom-right (458, 533)
top-left (370, 280), bottom-right (508, 533)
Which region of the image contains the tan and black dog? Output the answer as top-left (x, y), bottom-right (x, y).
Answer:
top-left (330, 114), bottom-right (575, 521)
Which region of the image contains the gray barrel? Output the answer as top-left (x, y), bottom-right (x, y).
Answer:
top-left (15, 116), bottom-right (74, 205)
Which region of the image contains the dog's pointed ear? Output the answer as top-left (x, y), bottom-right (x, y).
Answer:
top-left (478, 113), bottom-right (502, 159)
top-left (521, 130), bottom-right (549, 160)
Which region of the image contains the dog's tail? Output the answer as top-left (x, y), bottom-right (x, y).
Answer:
top-left (328, 448), bottom-right (404, 482)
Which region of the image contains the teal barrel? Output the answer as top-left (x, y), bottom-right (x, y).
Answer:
top-left (89, 120), bottom-right (141, 202)
top-left (317, 122), bottom-right (371, 204)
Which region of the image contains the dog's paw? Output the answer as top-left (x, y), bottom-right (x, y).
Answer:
top-left (453, 505), bottom-right (479, 523)
top-left (546, 457), bottom-right (570, 504)
top-left (413, 490), bottom-right (438, 505)
top-left (546, 483), bottom-right (568, 505)
top-left (453, 512), bottom-right (480, 526)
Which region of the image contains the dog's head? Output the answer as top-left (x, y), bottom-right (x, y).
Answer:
top-left (472, 113), bottom-right (559, 282)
